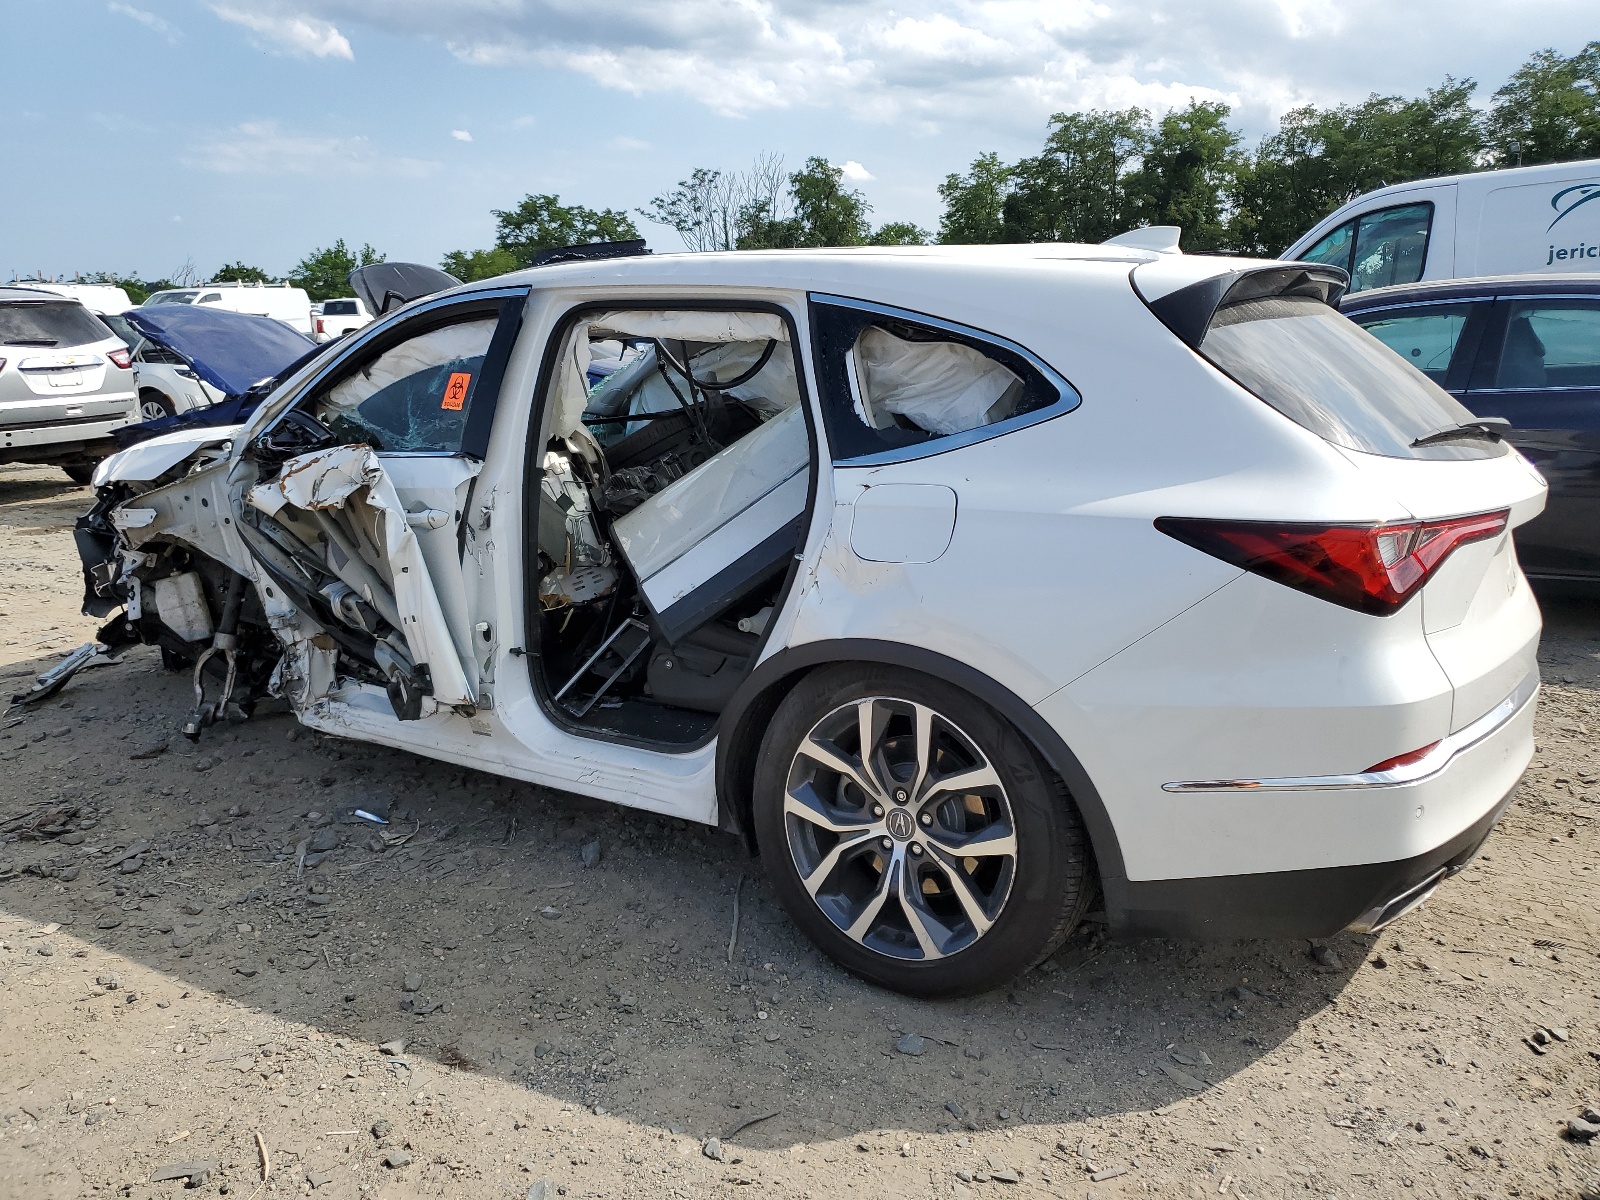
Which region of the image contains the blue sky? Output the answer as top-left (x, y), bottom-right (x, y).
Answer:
top-left (5, 0), bottom-right (1598, 281)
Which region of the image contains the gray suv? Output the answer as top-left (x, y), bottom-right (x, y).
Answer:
top-left (0, 286), bottom-right (138, 482)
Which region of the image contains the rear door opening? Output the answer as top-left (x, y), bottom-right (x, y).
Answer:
top-left (523, 303), bottom-right (816, 749)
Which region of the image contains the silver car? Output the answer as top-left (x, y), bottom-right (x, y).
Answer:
top-left (0, 286), bottom-right (138, 482)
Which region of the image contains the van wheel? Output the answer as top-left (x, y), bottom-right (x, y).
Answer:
top-left (140, 390), bottom-right (176, 422)
top-left (753, 665), bottom-right (1093, 998)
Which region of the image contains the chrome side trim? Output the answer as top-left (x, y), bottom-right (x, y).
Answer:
top-left (1161, 675), bottom-right (1538, 793)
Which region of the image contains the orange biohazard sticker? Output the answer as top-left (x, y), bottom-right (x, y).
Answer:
top-left (441, 371), bottom-right (472, 411)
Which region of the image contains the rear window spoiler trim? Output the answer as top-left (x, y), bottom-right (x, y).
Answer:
top-left (1140, 264), bottom-right (1350, 350)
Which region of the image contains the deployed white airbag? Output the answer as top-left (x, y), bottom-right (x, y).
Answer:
top-left (553, 310), bottom-right (790, 439)
top-left (323, 319), bottom-right (496, 417)
top-left (854, 327), bottom-right (1022, 436)
top-left (247, 445), bottom-right (475, 708)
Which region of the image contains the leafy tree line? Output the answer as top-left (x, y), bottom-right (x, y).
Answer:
top-left (941, 41), bottom-right (1600, 254)
top-left (61, 40), bottom-right (1600, 294)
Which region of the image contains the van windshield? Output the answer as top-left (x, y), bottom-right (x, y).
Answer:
top-left (1199, 295), bottom-right (1505, 460)
top-left (147, 291), bottom-right (198, 305)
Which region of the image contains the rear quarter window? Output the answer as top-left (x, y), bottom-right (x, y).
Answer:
top-left (1199, 294), bottom-right (1504, 460)
top-left (0, 301), bottom-right (114, 349)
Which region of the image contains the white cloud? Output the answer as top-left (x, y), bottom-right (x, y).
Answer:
top-left (610, 135), bottom-right (650, 151)
top-left (204, 1), bottom-right (1600, 136)
top-left (838, 160), bottom-right (873, 182)
top-left (511, 115), bottom-right (538, 129)
top-left (451, 129), bottom-right (473, 141)
top-left (211, 5), bottom-right (352, 59)
top-left (108, 2), bottom-right (179, 42)
top-left (185, 121), bottom-right (438, 179)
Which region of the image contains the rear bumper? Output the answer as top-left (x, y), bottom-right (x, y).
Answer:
top-left (1105, 781), bottom-right (1515, 939)
top-left (0, 412), bottom-right (135, 461)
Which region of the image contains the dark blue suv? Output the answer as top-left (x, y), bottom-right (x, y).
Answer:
top-left (1343, 274), bottom-right (1600, 582)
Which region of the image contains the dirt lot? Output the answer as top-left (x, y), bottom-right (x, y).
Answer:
top-left (0, 460), bottom-right (1597, 1200)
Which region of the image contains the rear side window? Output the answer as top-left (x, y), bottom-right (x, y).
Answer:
top-left (1492, 300), bottom-right (1600, 389)
top-left (810, 295), bottom-right (1077, 463)
top-left (1348, 303), bottom-right (1473, 385)
top-left (0, 301), bottom-right (113, 348)
top-left (1199, 294), bottom-right (1504, 460)
top-left (1296, 203), bottom-right (1433, 294)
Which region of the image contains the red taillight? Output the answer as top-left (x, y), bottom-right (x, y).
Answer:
top-left (108, 348), bottom-right (133, 370)
top-left (315, 317), bottom-right (325, 334)
top-left (1155, 510), bottom-right (1510, 615)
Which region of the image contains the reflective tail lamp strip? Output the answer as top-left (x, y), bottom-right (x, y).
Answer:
top-left (1162, 675), bottom-right (1537, 793)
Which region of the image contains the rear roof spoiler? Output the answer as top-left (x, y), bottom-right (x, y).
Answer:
top-left (1140, 263), bottom-right (1350, 349)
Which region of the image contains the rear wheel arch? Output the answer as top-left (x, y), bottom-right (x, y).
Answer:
top-left (715, 639), bottom-right (1127, 887)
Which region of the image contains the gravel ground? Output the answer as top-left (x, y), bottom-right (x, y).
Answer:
top-left (0, 460), bottom-right (1597, 1200)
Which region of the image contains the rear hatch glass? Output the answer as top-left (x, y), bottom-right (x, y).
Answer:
top-left (0, 300), bottom-right (113, 350)
top-left (1198, 293), bottom-right (1504, 461)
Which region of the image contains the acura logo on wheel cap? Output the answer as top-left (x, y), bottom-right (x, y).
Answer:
top-left (884, 808), bottom-right (915, 841)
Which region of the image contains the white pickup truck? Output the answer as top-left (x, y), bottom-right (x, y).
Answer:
top-left (313, 296), bottom-right (372, 343)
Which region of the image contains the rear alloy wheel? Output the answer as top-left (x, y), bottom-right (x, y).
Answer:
top-left (754, 665), bottom-right (1093, 997)
top-left (139, 390), bottom-right (176, 422)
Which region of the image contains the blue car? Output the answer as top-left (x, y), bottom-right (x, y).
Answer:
top-left (1343, 273), bottom-right (1600, 582)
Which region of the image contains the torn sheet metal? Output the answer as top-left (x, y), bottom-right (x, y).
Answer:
top-left (10, 642), bottom-right (124, 707)
top-left (247, 444), bottom-right (476, 709)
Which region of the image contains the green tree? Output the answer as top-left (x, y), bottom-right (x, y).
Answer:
top-left (1485, 43), bottom-right (1600, 166)
top-left (1008, 108), bottom-right (1150, 243)
top-left (289, 239), bottom-right (384, 303)
top-left (439, 247), bottom-right (520, 283)
top-left (492, 194), bottom-right (639, 267)
top-left (1232, 80), bottom-right (1482, 254)
top-left (867, 221), bottom-right (931, 246)
top-left (211, 261), bottom-right (272, 284)
top-left (937, 152), bottom-right (1012, 244)
top-left (738, 157), bottom-right (873, 249)
top-left (1124, 101), bottom-right (1243, 251)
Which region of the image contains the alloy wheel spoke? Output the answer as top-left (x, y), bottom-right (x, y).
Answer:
top-left (898, 862), bottom-right (946, 960)
top-left (796, 734), bottom-right (880, 802)
top-left (843, 857), bottom-right (896, 940)
top-left (798, 826), bottom-right (879, 898)
top-left (917, 760), bottom-right (1003, 807)
top-left (929, 854), bottom-right (996, 937)
top-left (856, 698), bottom-right (892, 795)
top-left (926, 820), bottom-right (1017, 860)
top-left (784, 785), bottom-right (874, 838)
top-left (907, 703), bottom-right (936, 802)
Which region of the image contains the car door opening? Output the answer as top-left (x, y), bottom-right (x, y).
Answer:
top-left (528, 306), bottom-right (813, 746)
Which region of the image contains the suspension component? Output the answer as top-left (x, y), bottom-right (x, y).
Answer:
top-left (182, 573), bottom-right (248, 740)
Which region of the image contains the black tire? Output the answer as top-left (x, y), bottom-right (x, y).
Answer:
top-left (139, 389), bottom-right (176, 422)
top-left (61, 462), bottom-right (97, 485)
top-left (753, 664), bottom-right (1093, 998)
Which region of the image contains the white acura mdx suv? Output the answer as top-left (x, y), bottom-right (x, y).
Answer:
top-left (68, 239), bottom-right (1543, 996)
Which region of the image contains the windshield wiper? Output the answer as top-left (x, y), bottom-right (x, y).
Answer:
top-left (1411, 417), bottom-right (1512, 447)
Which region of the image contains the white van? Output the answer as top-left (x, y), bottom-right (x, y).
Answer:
top-left (144, 281), bottom-right (313, 335)
top-left (11, 281), bottom-right (134, 315)
top-left (1284, 158), bottom-right (1600, 294)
